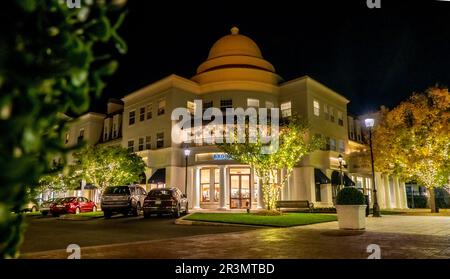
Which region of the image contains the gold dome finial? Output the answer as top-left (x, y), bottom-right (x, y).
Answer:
top-left (230, 26), bottom-right (239, 35)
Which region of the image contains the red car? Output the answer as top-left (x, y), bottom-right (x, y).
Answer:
top-left (50, 197), bottom-right (97, 217)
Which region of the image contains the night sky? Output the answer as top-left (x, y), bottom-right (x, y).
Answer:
top-left (95, 0), bottom-right (450, 116)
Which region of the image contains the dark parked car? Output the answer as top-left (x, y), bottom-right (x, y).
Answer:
top-left (50, 197), bottom-right (97, 217)
top-left (143, 187), bottom-right (188, 218)
top-left (101, 185), bottom-right (147, 218)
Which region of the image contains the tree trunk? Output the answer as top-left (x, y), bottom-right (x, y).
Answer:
top-left (428, 187), bottom-right (437, 213)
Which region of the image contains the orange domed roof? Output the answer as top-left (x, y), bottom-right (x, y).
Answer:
top-left (207, 26), bottom-right (263, 59)
top-left (192, 27), bottom-right (282, 86)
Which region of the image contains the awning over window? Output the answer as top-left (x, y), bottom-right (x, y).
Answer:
top-left (331, 171), bottom-right (356, 186)
top-left (148, 168), bottom-right (166, 184)
top-left (314, 169), bottom-right (331, 184)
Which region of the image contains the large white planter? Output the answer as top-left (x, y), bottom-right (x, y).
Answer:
top-left (336, 205), bottom-right (367, 230)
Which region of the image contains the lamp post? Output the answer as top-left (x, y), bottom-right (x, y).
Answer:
top-left (338, 154), bottom-right (344, 190)
top-left (365, 118), bottom-right (381, 217)
top-left (184, 148), bottom-right (191, 197)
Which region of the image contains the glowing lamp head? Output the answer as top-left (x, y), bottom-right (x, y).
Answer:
top-left (365, 118), bottom-right (375, 128)
top-left (184, 149), bottom-right (191, 157)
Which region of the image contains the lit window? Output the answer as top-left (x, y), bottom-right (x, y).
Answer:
top-left (338, 111), bottom-right (343, 126)
top-left (281, 101), bottom-right (292, 118)
top-left (338, 139), bottom-right (345, 153)
top-left (138, 137), bottom-right (144, 151)
top-left (139, 107), bottom-right (145, 122)
top-left (145, 136), bottom-right (151, 150)
top-left (112, 123), bottom-right (117, 138)
top-left (157, 100), bottom-right (166, 116)
top-left (128, 110), bottom-right (135, 125)
top-left (201, 169), bottom-right (210, 202)
top-left (313, 100), bottom-right (320, 116)
top-left (127, 140), bottom-right (134, 152)
top-left (146, 104), bottom-right (152, 119)
top-left (187, 101), bottom-right (196, 115)
top-left (220, 99), bottom-right (233, 111)
top-left (156, 132), bottom-right (164, 148)
top-left (329, 107), bottom-right (335, 122)
top-left (324, 104), bottom-right (329, 120)
top-left (330, 138), bottom-right (336, 151)
top-left (77, 129), bottom-right (84, 144)
top-left (247, 98), bottom-right (259, 108)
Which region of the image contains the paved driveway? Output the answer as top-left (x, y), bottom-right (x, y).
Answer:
top-left (22, 215), bottom-right (450, 259)
top-left (20, 214), bottom-right (258, 254)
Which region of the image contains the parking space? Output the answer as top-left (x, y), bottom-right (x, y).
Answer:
top-left (21, 213), bottom-right (259, 254)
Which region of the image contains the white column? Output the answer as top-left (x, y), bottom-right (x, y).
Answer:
top-left (193, 167), bottom-right (201, 209)
top-left (393, 176), bottom-right (401, 209)
top-left (399, 180), bottom-right (408, 209)
top-left (375, 172), bottom-right (385, 209)
top-left (383, 174), bottom-right (392, 209)
top-left (219, 166), bottom-right (228, 210)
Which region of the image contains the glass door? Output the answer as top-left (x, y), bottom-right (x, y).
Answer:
top-left (229, 173), bottom-right (251, 209)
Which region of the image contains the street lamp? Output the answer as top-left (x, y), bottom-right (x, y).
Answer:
top-left (184, 148), bottom-right (191, 197)
top-left (365, 118), bottom-right (381, 217)
top-left (338, 154), bottom-right (344, 190)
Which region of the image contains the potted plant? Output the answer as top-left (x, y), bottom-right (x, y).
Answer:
top-left (335, 187), bottom-right (367, 230)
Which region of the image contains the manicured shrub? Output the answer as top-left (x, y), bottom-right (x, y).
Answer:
top-left (336, 187), bottom-right (365, 205)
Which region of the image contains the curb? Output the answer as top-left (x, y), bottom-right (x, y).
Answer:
top-left (174, 214), bottom-right (266, 228)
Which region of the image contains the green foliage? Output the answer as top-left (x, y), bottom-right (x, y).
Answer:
top-left (0, 0), bottom-right (127, 258)
top-left (336, 187), bottom-right (366, 205)
top-left (71, 145), bottom-right (146, 193)
top-left (218, 115), bottom-right (324, 210)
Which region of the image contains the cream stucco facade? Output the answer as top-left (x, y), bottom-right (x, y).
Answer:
top-left (63, 27), bottom-right (408, 210)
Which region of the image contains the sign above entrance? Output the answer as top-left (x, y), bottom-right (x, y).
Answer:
top-left (195, 152), bottom-right (232, 162)
top-left (213, 153), bottom-right (231, 161)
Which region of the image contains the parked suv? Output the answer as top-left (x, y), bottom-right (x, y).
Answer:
top-left (143, 187), bottom-right (188, 218)
top-left (101, 185), bottom-right (147, 218)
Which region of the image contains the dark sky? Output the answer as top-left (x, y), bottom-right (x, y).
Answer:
top-left (95, 0), bottom-right (450, 116)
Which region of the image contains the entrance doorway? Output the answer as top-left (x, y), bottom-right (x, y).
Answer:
top-left (229, 168), bottom-right (251, 209)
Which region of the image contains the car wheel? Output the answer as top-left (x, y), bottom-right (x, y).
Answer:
top-left (133, 203), bottom-right (141, 216)
top-left (52, 213), bottom-right (59, 217)
top-left (31, 206), bottom-right (37, 212)
top-left (92, 205), bottom-right (97, 212)
top-left (41, 211), bottom-right (48, 216)
top-left (173, 205), bottom-right (181, 218)
top-left (75, 207), bottom-right (80, 214)
top-left (104, 211), bottom-right (112, 219)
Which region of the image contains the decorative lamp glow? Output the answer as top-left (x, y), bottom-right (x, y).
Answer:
top-left (365, 118), bottom-right (375, 128)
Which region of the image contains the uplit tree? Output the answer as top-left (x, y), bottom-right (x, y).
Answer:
top-left (371, 87), bottom-right (450, 212)
top-left (0, 0), bottom-right (126, 258)
top-left (218, 115), bottom-right (324, 211)
top-left (71, 145), bottom-right (146, 195)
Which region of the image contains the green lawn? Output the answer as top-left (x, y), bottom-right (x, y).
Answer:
top-left (184, 213), bottom-right (337, 227)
